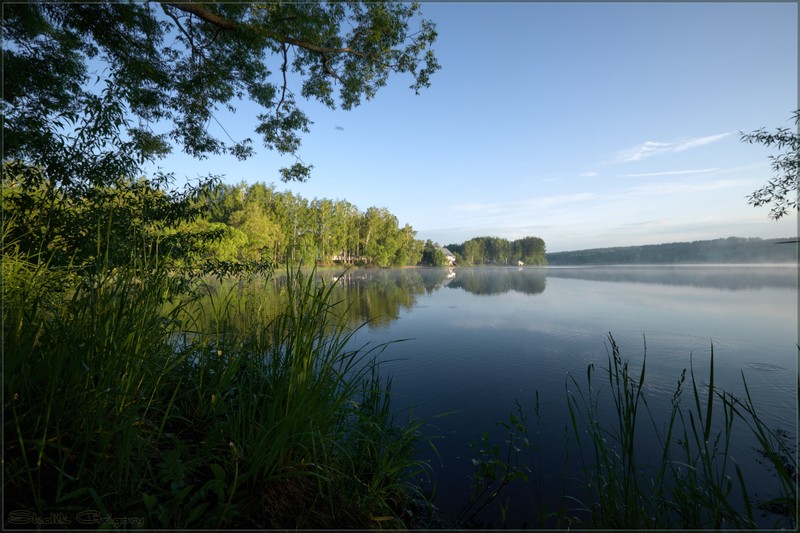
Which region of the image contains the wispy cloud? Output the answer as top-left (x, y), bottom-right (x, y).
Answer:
top-left (620, 168), bottom-right (720, 178)
top-left (623, 179), bottom-right (750, 197)
top-left (453, 192), bottom-right (596, 214)
top-left (614, 133), bottom-right (731, 163)
top-left (579, 171), bottom-right (598, 177)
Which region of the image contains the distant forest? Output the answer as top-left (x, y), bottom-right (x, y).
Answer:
top-left (546, 237), bottom-right (798, 265)
top-left (445, 236), bottom-right (547, 266)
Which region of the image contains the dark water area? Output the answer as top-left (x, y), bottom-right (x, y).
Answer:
top-left (319, 265), bottom-right (797, 527)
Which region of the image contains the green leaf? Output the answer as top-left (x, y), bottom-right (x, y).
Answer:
top-left (142, 492), bottom-right (157, 512)
top-left (210, 463), bottom-right (226, 482)
top-left (185, 502), bottom-right (209, 525)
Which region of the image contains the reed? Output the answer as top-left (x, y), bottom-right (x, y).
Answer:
top-left (455, 398), bottom-right (532, 527)
top-left (462, 333), bottom-right (797, 529)
top-left (564, 335), bottom-right (796, 529)
top-left (3, 233), bottom-right (434, 528)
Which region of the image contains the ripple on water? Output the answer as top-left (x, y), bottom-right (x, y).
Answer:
top-left (743, 362), bottom-right (787, 372)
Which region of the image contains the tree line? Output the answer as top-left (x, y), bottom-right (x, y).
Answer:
top-left (4, 168), bottom-right (555, 270)
top-left (1, 175), bottom-right (427, 270)
top-left (545, 237), bottom-right (797, 265)
top-left (195, 181), bottom-right (424, 267)
top-left (446, 236), bottom-right (547, 266)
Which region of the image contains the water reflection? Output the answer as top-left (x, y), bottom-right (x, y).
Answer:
top-left (446, 266), bottom-right (547, 295)
top-left (247, 265), bottom-right (796, 334)
top-left (323, 268), bottom-right (451, 328)
top-left (324, 267), bottom-right (546, 327)
top-left (546, 264), bottom-right (797, 290)
top-left (311, 265), bottom-right (795, 329)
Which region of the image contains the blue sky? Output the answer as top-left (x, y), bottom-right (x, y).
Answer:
top-left (152, 2), bottom-right (798, 252)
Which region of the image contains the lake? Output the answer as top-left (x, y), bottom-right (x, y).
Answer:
top-left (323, 265), bottom-right (797, 527)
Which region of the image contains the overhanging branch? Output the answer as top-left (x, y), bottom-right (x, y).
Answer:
top-left (165, 2), bottom-right (238, 31)
top-left (164, 2), bottom-right (368, 58)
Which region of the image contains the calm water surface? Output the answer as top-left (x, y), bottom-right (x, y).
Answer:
top-left (330, 265), bottom-right (796, 526)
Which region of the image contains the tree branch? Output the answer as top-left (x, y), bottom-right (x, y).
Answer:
top-left (320, 53), bottom-right (342, 82)
top-left (277, 43), bottom-right (288, 117)
top-left (165, 2), bottom-right (238, 31)
top-left (165, 2), bottom-right (368, 58)
top-left (161, 3), bottom-right (203, 63)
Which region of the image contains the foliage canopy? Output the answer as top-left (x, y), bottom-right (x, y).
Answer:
top-left (3, 1), bottom-right (439, 183)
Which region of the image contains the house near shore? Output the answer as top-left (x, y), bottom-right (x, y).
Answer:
top-left (440, 247), bottom-right (457, 266)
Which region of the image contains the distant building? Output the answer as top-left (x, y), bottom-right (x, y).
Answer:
top-left (440, 247), bottom-right (457, 266)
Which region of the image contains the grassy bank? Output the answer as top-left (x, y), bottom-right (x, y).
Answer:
top-left (3, 246), bottom-right (435, 528)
